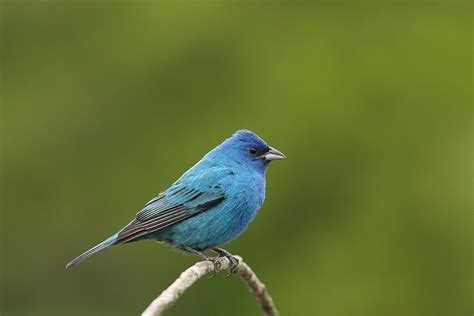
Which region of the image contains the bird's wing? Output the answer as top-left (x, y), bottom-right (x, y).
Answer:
top-left (116, 179), bottom-right (226, 244)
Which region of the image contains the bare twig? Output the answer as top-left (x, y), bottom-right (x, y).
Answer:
top-left (141, 256), bottom-right (279, 316)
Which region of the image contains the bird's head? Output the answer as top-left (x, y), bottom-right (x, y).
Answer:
top-left (216, 130), bottom-right (286, 172)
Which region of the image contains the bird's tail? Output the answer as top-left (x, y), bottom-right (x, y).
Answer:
top-left (66, 233), bottom-right (118, 268)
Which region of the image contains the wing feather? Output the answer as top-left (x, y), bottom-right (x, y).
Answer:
top-left (116, 185), bottom-right (225, 244)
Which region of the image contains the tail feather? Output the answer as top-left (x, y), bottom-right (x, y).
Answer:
top-left (66, 233), bottom-right (118, 268)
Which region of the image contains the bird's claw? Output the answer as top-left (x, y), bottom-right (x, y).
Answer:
top-left (185, 246), bottom-right (238, 278)
top-left (224, 256), bottom-right (239, 277)
top-left (182, 246), bottom-right (224, 278)
top-left (212, 247), bottom-right (239, 277)
top-left (204, 256), bottom-right (222, 278)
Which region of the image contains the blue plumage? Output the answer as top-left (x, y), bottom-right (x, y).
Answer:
top-left (66, 130), bottom-right (285, 268)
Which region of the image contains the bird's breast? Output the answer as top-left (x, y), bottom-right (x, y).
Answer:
top-left (226, 172), bottom-right (265, 227)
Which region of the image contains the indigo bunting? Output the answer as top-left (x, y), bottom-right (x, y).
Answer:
top-left (66, 130), bottom-right (285, 269)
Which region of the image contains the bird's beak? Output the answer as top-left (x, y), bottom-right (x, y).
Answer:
top-left (262, 147), bottom-right (286, 161)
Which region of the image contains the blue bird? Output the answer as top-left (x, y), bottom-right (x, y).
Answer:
top-left (66, 130), bottom-right (285, 269)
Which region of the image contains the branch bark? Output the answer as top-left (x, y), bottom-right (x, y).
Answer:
top-left (141, 256), bottom-right (279, 316)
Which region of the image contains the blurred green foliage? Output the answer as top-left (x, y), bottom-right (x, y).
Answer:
top-left (1, 1), bottom-right (472, 315)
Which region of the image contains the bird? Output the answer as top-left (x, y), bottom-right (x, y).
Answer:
top-left (66, 129), bottom-right (285, 270)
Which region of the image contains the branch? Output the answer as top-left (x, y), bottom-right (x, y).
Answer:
top-left (141, 255), bottom-right (279, 316)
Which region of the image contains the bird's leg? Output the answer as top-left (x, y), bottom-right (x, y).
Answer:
top-left (182, 246), bottom-right (211, 260)
top-left (183, 246), bottom-right (221, 278)
top-left (212, 247), bottom-right (239, 277)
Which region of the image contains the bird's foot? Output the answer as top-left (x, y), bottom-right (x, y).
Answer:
top-left (212, 247), bottom-right (240, 277)
top-left (183, 246), bottom-right (222, 278)
top-left (204, 256), bottom-right (222, 278)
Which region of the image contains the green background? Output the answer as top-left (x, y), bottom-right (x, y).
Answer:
top-left (2, 1), bottom-right (472, 315)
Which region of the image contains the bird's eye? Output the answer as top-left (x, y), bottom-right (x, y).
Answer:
top-left (248, 147), bottom-right (258, 155)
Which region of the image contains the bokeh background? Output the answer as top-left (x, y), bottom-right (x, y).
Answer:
top-left (1, 1), bottom-right (472, 315)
